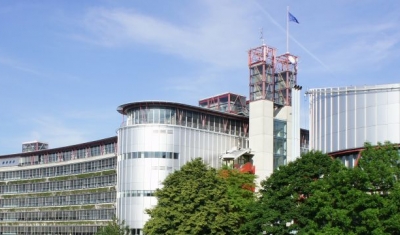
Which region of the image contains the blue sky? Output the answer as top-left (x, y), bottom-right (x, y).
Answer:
top-left (1, 0), bottom-right (400, 154)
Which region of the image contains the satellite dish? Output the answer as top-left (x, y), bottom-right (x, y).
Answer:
top-left (288, 55), bottom-right (296, 64)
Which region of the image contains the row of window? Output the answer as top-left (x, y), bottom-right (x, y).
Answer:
top-left (0, 191), bottom-right (116, 208)
top-left (125, 107), bottom-right (249, 137)
top-left (0, 158), bottom-right (116, 181)
top-left (0, 209), bottom-right (115, 221)
top-left (121, 151), bottom-right (179, 160)
top-left (1, 159), bottom-right (16, 165)
top-left (0, 175), bottom-right (116, 194)
top-left (120, 190), bottom-right (156, 197)
top-left (18, 143), bottom-right (116, 167)
top-left (0, 226), bottom-right (104, 234)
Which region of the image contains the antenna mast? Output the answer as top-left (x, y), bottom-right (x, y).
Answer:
top-left (260, 27), bottom-right (265, 45)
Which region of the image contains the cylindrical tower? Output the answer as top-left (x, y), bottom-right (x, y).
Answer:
top-left (116, 101), bottom-right (249, 234)
top-left (308, 83), bottom-right (400, 154)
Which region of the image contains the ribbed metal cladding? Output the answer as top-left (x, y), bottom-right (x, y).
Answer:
top-left (309, 83), bottom-right (400, 153)
top-left (117, 120), bottom-right (248, 231)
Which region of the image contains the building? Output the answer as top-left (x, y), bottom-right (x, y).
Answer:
top-left (0, 43), bottom-right (307, 235)
top-left (0, 137), bottom-right (117, 234)
top-left (308, 83), bottom-right (400, 166)
top-left (116, 101), bottom-right (250, 232)
top-left (247, 44), bottom-right (302, 181)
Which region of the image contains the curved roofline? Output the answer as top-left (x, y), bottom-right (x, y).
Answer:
top-left (307, 82), bottom-right (400, 94)
top-left (117, 100), bottom-right (248, 120)
top-left (328, 146), bottom-right (364, 157)
top-left (328, 143), bottom-right (400, 157)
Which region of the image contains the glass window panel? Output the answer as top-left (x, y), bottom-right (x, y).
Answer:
top-left (154, 109), bottom-right (160, 123)
top-left (148, 109), bottom-right (154, 124)
top-left (160, 108), bottom-right (165, 124)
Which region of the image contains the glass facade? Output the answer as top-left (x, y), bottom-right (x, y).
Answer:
top-left (121, 151), bottom-right (179, 160)
top-left (273, 119), bottom-right (287, 170)
top-left (125, 107), bottom-right (248, 137)
top-left (1, 142), bottom-right (116, 168)
top-left (0, 157), bottom-right (115, 181)
top-left (0, 138), bottom-right (118, 235)
top-left (0, 174), bottom-right (116, 194)
top-left (118, 103), bottom-right (249, 232)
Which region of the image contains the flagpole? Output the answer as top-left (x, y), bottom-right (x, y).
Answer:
top-left (286, 6), bottom-right (289, 53)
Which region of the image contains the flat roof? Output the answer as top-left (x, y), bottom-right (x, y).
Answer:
top-left (0, 136), bottom-right (117, 158)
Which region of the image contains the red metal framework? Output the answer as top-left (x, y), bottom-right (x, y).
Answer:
top-left (22, 141), bottom-right (49, 153)
top-left (248, 45), bottom-right (276, 102)
top-left (248, 44), bottom-right (298, 106)
top-left (198, 92), bottom-right (247, 115)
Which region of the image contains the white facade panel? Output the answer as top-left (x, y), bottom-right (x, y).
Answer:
top-left (377, 104), bottom-right (388, 125)
top-left (309, 83), bottom-right (400, 153)
top-left (117, 119), bottom-right (247, 230)
top-left (249, 100), bottom-right (274, 187)
top-left (388, 123), bottom-right (400, 141)
top-left (388, 103), bottom-right (400, 124)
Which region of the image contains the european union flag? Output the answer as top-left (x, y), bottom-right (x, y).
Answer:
top-left (288, 12), bottom-right (299, 24)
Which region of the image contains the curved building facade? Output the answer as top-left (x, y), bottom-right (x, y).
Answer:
top-left (116, 101), bottom-right (249, 231)
top-left (309, 83), bottom-right (400, 165)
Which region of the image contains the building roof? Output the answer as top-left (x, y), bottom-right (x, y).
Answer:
top-left (117, 100), bottom-right (248, 120)
top-left (0, 136), bottom-right (117, 159)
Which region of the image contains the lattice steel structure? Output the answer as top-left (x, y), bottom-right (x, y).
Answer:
top-left (199, 92), bottom-right (248, 115)
top-left (248, 44), bottom-right (301, 187)
top-left (248, 44), bottom-right (298, 106)
top-left (22, 141), bottom-right (48, 153)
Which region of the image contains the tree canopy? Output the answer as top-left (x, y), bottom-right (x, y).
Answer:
top-left (242, 150), bottom-right (336, 235)
top-left (244, 142), bottom-right (400, 235)
top-left (301, 142), bottom-right (400, 234)
top-left (143, 142), bottom-right (400, 234)
top-left (143, 158), bottom-right (256, 235)
top-left (96, 217), bottom-right (129, 235)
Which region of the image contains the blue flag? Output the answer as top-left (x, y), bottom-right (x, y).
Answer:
top-left (288, 12), bottom-right (299, 24)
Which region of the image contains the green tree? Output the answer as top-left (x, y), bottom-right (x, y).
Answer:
top-left (218, 166), bottom-right (256, 230)
top-left (143, 158), bottom-right (255, 235)
top-left (242, 151), bottom-right (335, 235)
top-left (96, 217), bottom-right (130, 235)
top-left (301, 142), bottom-right (400, 234)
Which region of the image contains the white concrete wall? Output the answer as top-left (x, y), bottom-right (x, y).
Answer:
top-left (249, 100), bottom-right (274, 186)
top-left (291, 88), bottom-right (301, 161)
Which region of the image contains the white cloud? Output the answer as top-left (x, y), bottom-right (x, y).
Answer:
top-left (0, 56), bottom-right (46, 77)
top-left (0, 55), bottom-right (83, 83)
top-left (26, 116), bottom-right (88, 148)
top-left (336, 22), bottom-right (396, 36)
top-left (75, 0), bottom-right (259, 68)
top-left (321, 22), bottom-right (400, 72)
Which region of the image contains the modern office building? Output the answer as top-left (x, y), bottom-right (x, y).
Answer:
top-left (308, 83), bottom-right (400, 166)
top-left (0, 43), bottom-right (306, 235)
top-left (0, 137), bottom-right (117, 234)
top-left (116, 101), bottom-right (250, 232)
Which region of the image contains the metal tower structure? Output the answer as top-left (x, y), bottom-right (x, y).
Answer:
top-left (248, 44), bottom-right (298, 106)
top-left (248, 43), bottom-right (301, 188)
top-left (199, 92), bottom-right (248, 115)
top-left (22, 141), bottom-right (49, 153)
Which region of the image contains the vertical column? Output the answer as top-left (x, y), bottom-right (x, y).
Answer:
top-left (249, 100), bottom-right (274, 187)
